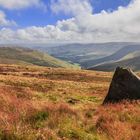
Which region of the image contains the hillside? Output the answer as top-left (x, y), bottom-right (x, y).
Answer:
top-left (33, 42), bottom-right (131, 67)
top-left (85, 45), bottom-right (140, 69)
top-left (1, 43), bottom-right (140, 70)
top-left (0, 64), bottom-right (139, 140)
top-left (0, 47), bottom-right (80, 69)
top-left (89, 51), bottom-right (140, 71)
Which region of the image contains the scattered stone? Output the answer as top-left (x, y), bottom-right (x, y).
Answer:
top-left (67, 98), bottom-right (79, 104)
top-left (103, 67), bottom-right (140, 104)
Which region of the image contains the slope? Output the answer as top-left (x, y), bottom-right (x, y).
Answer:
top-left (34, 42), bottom-right (129, 66)
top-left (0, 64), bottom-right (139, 140)
top-left (89, 51), bottom-right (140, 71)
top-left (0, 47), bottom-right (80, 69)
top-left (86, 44), bottom-right (140, 69)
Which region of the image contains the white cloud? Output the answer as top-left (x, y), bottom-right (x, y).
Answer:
top-left (51, 0), bottom-right (92, 16)
top-left (0, 0), bottom-right (140, 43)
top-left (0, 10), bottom-right (16, 26)
top-left (0, 0), bottom-right (46, 10)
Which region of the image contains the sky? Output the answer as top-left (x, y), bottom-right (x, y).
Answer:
top-left (0, 0), bottom-right (139, 44)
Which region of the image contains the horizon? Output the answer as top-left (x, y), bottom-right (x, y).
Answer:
top-left (1, 41), bottom-right (140, 46)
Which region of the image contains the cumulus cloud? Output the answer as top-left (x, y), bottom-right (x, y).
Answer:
top-left (0, 10), bottom-right (16, 26)
top-left (0, 0), bottom-right (140, 43)
top-left (0, 0), bottom-right (46, 10)
top-left (50, 0), bottom-right (140, 41)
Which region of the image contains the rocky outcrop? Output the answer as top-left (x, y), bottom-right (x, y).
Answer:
top-left (103, 67), bottom-right (140, 104)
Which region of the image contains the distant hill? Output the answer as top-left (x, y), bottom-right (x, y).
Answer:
top-left (1, 43), bottom-right (140, 71)
top-left (85, 45), bottom-right (140, 69)
top-left (33, 42), bottom-right (132, 67)
top-left (0, 47), bottom-right (80, 69)
top-left (89, 51), bottom-right (140, 71)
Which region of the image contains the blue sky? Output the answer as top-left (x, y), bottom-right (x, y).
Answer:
top-left (0, 0), bottom-right (139, 44)
top-left (3, 0), bottom-right (131, 27)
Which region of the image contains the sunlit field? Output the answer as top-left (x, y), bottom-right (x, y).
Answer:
top-left (0, 64), bottom-right (139, 140)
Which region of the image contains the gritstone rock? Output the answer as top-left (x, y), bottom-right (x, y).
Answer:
top-left (103, 67), bottom-right (140, 104)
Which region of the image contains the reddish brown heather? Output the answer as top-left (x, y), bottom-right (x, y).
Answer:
top-left (0, 64), bottom-right (139, 140)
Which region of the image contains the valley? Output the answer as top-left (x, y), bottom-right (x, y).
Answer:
top-left (31, 42), bottom-right (140, 71)
top-left (1, 42), bottom-right (140, 71)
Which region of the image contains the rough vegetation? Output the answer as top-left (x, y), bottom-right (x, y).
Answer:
top-left (0, 64), bottom-right (139, 140)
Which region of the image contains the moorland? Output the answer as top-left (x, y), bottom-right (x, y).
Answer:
top-left (0, 64), bottom-right (139, 140)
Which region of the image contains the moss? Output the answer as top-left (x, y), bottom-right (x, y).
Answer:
top-left (58, 128), bottom-right (99, 140)
top-left (28, 111), bottom-right (49, 129)
top-left (57, 117), bottom-right (99, 140)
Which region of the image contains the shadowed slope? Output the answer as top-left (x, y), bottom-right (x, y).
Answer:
top-left (88, 45), bottom-right (140, 70)
top-left (88, 51), bottom-right (140, 71)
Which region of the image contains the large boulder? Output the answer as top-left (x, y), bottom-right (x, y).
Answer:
top-left (103, 67), bottom-right (140, 104)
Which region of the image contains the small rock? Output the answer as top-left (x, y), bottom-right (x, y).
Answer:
top-left (67, 98), bottom-right (79, 104)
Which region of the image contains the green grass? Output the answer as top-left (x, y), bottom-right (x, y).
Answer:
top-left (0, 47), bottom-right (81, 69)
